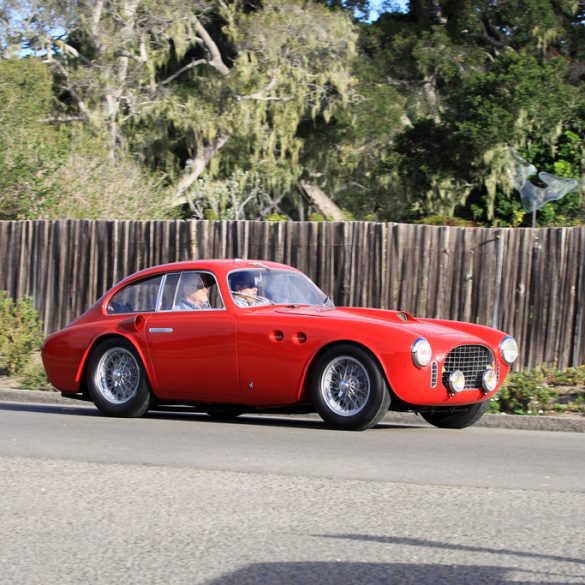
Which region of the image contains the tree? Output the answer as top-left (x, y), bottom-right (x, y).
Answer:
top-left (1, 0), bottom-right (357, 217)
top-left (0, 56), bottom-right (172, 220)
top-left (353, 0), bottom-right (584, 223)
top-left (1, 0), bottom-right (582, 224)
top-left (0, 58), bottom-right (67, 218)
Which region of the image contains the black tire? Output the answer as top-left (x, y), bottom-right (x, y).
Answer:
top-left (87, 337), bottom-right (152, 417)
top-left (310, 344), bottom-right (391, 431)
top-left (420, 402), bottom-right (488, 429)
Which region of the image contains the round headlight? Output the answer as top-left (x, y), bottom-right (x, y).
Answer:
top-left (500, 336), bottom-right (518, 365)
top-left (411, 338), bottom-right (432, 368)
top-left (448, 370), bottom-right (466, 393)
top-left (482, 369), bottom-right (498, 393)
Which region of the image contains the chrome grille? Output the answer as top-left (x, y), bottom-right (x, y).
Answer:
top-left (442, 345), bottom-right (494, 390)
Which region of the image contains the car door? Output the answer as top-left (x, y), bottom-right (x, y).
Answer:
top-left (144, 271), bottom-right (240, 402)
top-left (235, 309), bottom-right (324, 406)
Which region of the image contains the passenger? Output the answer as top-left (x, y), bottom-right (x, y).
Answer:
top-left (174, 273), bottom-right (211, 310)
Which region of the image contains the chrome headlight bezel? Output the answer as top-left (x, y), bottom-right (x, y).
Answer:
top-left (500, 336), bottom-right (518, 365)
top-left (411, 338), bottom-right (432, 368)
top-left (448, 370), bottom-right (466, 393)
top-left (482, 369), bottom-right (498, 393)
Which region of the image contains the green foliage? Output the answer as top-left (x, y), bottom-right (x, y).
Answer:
top-left (489, 366), bottom-right (585, 415)
top-left (0, 57), bottom-right (172, 220)
top-left (354, 2), bottom-right (584, 224)
top-left (298, 68), bottom-right (407, 221)
top-left (0, 292), bottom-right (44, 376)
top-left (395, 51), bottom-right (581, 220)
top-left (489, 370), bottom-right (559, 415)
top-left (483, 123), bottom-right (584, 228)
top-left (541, 365), bottom-right (585, 387)
top-left (185, 0), bottom-right (357, 201)
top-left (415, 215), bottom-right (476, 227)
top-left (0, 58), bottom-right (69, 219)
top-left (490, 192), bottom-right (527, 227)
top-left (0, 0), bottom-right (583, 223)
top-left (38, 141), bottom-right (175, 220)
top-left (185, 171), bottom-right (282, 220)
top-left (265, 213), bottom-right (288, 222)
top-left (19, 362), bottom-right (52, 391)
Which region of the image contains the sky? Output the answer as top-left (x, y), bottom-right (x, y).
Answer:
top-left (367, 1), bottom-right (408, 21)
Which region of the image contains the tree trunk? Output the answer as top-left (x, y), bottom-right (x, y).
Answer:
top-left (298, 181), bottom-right (344, 221)
top-left (171, 133), bottom-right (230, 207)
top-left (423, 73), bottom-right (441, 123)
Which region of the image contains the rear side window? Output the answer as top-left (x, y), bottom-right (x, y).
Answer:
top-left (160, 271), bottom-right (224, 311)
top-left (107, 275), bottom-right (163, 314)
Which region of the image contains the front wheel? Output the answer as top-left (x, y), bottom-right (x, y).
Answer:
top-left (87, 338), bottom-right (152, 417)
top-left (420, 402), bottom-right (488, 429)
top-left (310, 344), bottom-right (391, 431)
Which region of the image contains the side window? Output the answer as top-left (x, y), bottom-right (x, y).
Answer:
top-left (160, 273), bottom-right (181, 311)
top-left (164, 271), bottom-right (223, 311)
top-left (107, 275), bottom-right (163, 314)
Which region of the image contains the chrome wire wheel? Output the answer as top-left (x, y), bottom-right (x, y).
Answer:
top-left (320, 356), bottom-right (371, 416)
top-left (94, 347), bottom-right (140, 405)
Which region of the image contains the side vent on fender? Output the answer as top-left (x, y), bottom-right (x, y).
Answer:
top-left (430, 361), bottom-right (438, 388)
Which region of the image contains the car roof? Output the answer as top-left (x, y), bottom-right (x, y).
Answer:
top-left (120, 259), bottom-right (298, 285)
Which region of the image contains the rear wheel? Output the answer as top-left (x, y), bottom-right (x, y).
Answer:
top-left (420, 402), bottom-right (488, 429)
top-left (311, 344), bottom-right (391, 431)
top-left (87, 338), bottom-right (152, 417)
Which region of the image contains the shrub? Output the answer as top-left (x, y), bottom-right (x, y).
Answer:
top-left (415, 215), bottom-right (477, 227)
top-left (19, 361), bottom-right (52, 391)
top-left (544, 365), bottom-right (585, 387)
top-left (0, 292), bottom-right (44, 375)
top-left (489, 370), bottom-right (559, 415)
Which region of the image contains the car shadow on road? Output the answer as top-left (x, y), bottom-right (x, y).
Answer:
top-left (0, 402), bottom-right (99, 416)
top-left (204, 561), bottom-right (575, 585)
top-left (317, 534), bottom-right (585, 568)
top-left (0, 401), bottom-right (424, 430)
top-left (145, 409), bottom-right (422, 431)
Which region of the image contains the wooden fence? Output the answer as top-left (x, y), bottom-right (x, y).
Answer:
top-left (1, 219), bottom-right (583, 370)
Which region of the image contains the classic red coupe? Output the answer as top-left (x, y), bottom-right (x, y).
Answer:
top-left (42, 259), bottom-right (518, 430)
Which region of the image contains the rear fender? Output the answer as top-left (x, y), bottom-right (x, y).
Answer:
top-left (75, 331), bottom-right (159, 395)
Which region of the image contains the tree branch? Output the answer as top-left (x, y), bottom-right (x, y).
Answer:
top-left (91, 0), bottom-right (105, 53)
top-left (171, 133), bottom-right (230, 206)
top-left (193, 16), bottom-right (230, 77)
top-left (160, 59), bottom-right (208, 85)
top-left (52, 39), bottom-right (95, 67)
top-left (480, 18), bottom-right (507, 51)
top-left (298, 181), bottom-right (344, 221)
top-left (235, 76), bottom-right (294, 102)
top-left (43, 56), bottom-right (92, 123)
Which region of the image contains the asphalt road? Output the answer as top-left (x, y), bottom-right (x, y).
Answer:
top-left (1, 402), bottom-right (584, 585)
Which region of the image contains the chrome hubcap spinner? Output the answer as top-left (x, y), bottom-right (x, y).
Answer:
top-left (95, 347), bottom-right (140, 404)
top-left (321, 356), bottom-right (371, 416)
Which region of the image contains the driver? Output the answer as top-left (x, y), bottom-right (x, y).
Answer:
top-left (230, 272), bottom-right (271, 307)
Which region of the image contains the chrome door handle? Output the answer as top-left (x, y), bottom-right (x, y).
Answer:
top-left (148, 327), bottom-right (174, 333)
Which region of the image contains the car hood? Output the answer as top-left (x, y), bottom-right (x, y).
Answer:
top-left (268, 306), bottom-right (487, 345)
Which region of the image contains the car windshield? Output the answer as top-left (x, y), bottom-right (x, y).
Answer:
top-left (228, 269), bottom-right (334, 308)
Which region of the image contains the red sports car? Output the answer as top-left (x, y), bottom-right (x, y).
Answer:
top-left (42, 259), bottom-right (518, 430)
